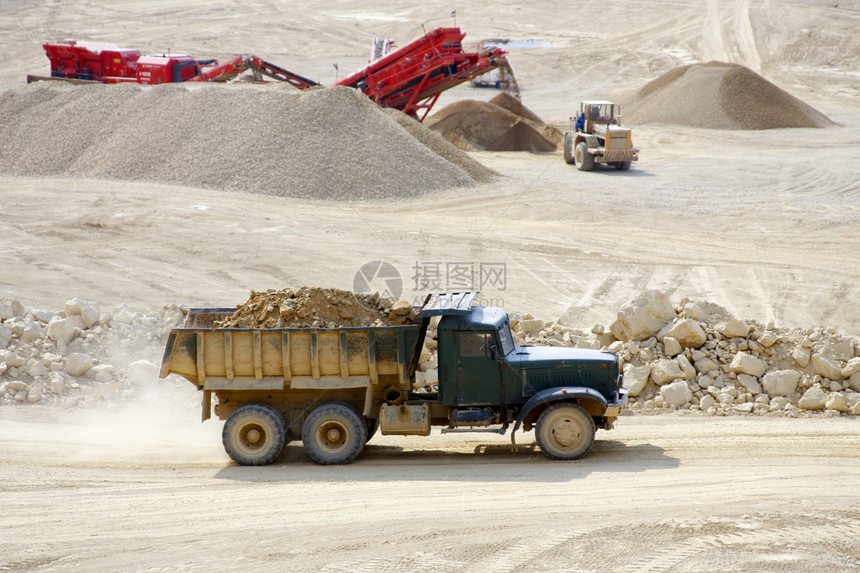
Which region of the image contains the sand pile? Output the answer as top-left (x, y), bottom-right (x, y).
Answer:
top-left (0, 82), bottom-right (495, 199)
top-left (624, 61), bottom-right (834, 129)
top-left (213, 287), bottom-right (418, 329)
top-left (426, 92), bottom-right (561, 152)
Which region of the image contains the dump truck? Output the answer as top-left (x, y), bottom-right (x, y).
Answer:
top-left (564, 100), bottom-right (639, 171)
top-left (160, 292), bottom-right (627, 465)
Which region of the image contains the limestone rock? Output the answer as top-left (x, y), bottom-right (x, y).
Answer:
top-left (717, 318), bottom-right (750, 338)
top-left (818, 336), bottom-right (854, 362)
top-left (610, 290), bottom-right (677, 342)
top-left (792, 347), bottom-right (811, 367)
top-left (737, 373), bottom-right (762, 395)
top-left (0, 299), bottom-right (25, 320)
top-left (65, 353), bottom-right (94, 376)
top-left (762, 370), bottom-right (801, 396)
top-left (729, 352), bottom-right (767, 377)
top-left (662, 336), bottom-right (682, 357)
top-left (843, 357), bottom-right (860, 378)
top-left (699, 393), bottom-right (716, 411)
top-left (824, 392), bottom-right (849, 412)
top-left (65, 297), bottom-right (100, 328)
top-left (516, 318), bottom-right (544, 335)
top-left (812, 353), bottom-right (844, 381)
top-left (694, 357), bottom-right (719, 374)
top-left (677, 355), bottom-right (696, 380)
top-left (758, 331), bottom-right (779, 347)
top-left (46, 316), bottom-right (78, 345)
top-left (624, 363), bottom-right (651, 397)
top-left (660, 380), bottom-right (693, 408)
top-left (0, 324), bottom-right (11, 348)
top-left (798, 386), bottom-right (827, 410)
top-left (650, 358), bottom-right (685, 385)
top-left (681, 300), bottom-right (731, 324)
top-left (657, 319), bottom-right (707, 348)
top-left (128, 359), bottom-right (159, 385)
top-left (848, 371), bottom-right (860, 392)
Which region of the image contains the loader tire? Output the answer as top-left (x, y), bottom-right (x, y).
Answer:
top-left (563, 133), bottom-right (575, 164)
top-left (302, 402), bottom-right (367, 465)
top-left (614, 161), bottom-right (632, 171)
top-left (222, 403), bottom-right (287, 466)
top-left (575, 142), bottom-right (595, 171)
top-left (535, 402), bottom-right (595, 460)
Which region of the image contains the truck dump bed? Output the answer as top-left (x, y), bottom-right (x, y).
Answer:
top-left (160, 308), bottom-right (421, 392)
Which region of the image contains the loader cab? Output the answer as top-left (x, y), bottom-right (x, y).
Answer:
top-left (578, 100), bottom-right (620, 133)
top-left (436, 306), bottom-right (515, 406)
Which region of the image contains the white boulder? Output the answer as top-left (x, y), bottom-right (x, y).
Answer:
top-left (736, 373), bottom-right (762, 395)
top-left (610, 290), bottom-right (677, 342)
top-left (798, 386), bottom-right (827, 410)
top-left (660, 380), bottom-right (693, 408)
top-left (717, 318), bottom-right (750, 338)
top-left (762, 370), bottom-right (801, 396)
top-left (729, 352), bottom-right (767, 378)
top-left (65, 353), bottom-right (94, 376)
top-left (623, 364), bottom-right (651, 397)
top-left (650, 359), bottom-right (686, 385)
top-left (657, 319), bottom-right (707, 348)
top-left (812, 353), bottom-right (844, 381)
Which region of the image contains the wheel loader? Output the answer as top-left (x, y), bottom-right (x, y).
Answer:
top-left (564, 101), bottom-right (639, 171)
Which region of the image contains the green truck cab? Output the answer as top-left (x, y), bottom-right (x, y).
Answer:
top-left (160, 292), bottom-right (627, 465)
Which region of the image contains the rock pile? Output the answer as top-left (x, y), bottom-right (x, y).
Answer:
top-left (0, 297), bottom-right (185, 408)
top-left (624, 61), bottom-right (834, 129)
top-left (213, 287), bottom-right (418, 328)
top-left (0, 83), bottom-right (495, 199)
top-left (426, 92), bottom-right (561, 152)
top-left (506, 290), bottom-right (860, 416)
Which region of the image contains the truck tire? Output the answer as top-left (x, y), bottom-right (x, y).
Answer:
top-left (574, 142), bottom-right (595, 172)
top-left (563, 133), bottom-right (575, 164)
top-left (613, 161), bottom-right (632, 171)
top-left (222, 403), bottom-right (287, 466)
top-left (302, 402), bottom-right (368, 465)
top-left (535, 403), bottom-right (595, 460)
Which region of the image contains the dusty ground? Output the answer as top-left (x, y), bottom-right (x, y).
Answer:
top-left (1, 1), bottom-right (859, 571)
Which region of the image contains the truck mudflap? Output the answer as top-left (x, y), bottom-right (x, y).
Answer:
top-left (509, 386), bottom-right (627, 451)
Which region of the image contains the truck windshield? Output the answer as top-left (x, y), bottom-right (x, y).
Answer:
top-left (497, 322), bottom-right (515, 356)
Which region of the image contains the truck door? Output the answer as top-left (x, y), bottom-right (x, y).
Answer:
top-left (454, 331), bottom-right (502, 405)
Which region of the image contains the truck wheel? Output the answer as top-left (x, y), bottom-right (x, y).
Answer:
top-left (535, 403), bottom-right (595, 460)
top-left (574, 142), bottom-right (595, 172)
top-left (302, 402), bottom-right (368, 465)
top-left (563, 133), bottom-right (575, 164)
top-left (614, 161), bottom-right (631, 171)
top-left (222, 403), bottom-right (287, 466)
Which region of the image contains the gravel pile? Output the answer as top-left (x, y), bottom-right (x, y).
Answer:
top-left (214, 287), bottom-right (418, 328)
top-left (425, 93), bottom-right (561, 152)
top-left (624, 61), bottom-right (834, 129)
top-left (0, 82), bottom-right (495, 199)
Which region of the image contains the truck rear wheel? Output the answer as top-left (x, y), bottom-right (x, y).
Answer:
top-left (613, 161), bottom-right (632, 171)
top-left (222, 403), bottom-right (287, 466)
top-left (535, 403), bottom-right (595, 460)
top-left (563, 133), bottom-right (575, 164)
top-left (302, 402), bottom-right (368, 465)
top-left (574, 142), bottom-right (595, 171)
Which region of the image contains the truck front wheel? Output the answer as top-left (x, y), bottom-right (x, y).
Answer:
top-left (574, 142), bottom-right (595, 171)
top-left (302, 402), bottom-right (368, 465)
top-left (222, 403), bottom-right (287, 466)
top-left (535, 403), bottom-right (595, 460)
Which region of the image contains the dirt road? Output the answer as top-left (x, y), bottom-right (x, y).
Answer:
top-left (1, 403), bottom-right (857, 573)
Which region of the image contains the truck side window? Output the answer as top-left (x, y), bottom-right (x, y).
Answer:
top-left (459, 333), bottom-right (492, 358)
